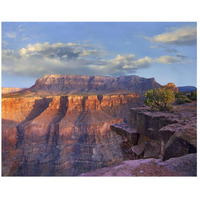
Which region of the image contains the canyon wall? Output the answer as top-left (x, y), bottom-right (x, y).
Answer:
top-left (2, 74), bottom-right (162, 176)
top-left (2, 93), bottom-right (141, 176)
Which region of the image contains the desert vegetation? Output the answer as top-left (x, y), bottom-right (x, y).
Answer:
top-left (144, 88), bottom-right (175, 111)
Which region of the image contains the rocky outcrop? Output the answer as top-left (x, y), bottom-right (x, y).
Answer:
top-left (163, 121), bottom-right (197, 160)
top-left (110, 102), bottom-right (197, 165)
top-left (2, 87), bottom-right (26, 94)
top-left (80, 153), bottom-right (197, 176)
top-left (19, 74), bottom-right (161, 95)
top-left (2, 93), bottom-right (141, 176)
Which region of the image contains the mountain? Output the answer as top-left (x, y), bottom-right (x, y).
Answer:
top-left (16, 74), bottom-right (160, 96)
top-left (2, 74), bottom-right (161, 176)
top-left (178, 86), bottom-right (197, 92)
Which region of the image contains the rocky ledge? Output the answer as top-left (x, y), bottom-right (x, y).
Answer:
top-left (81, 103), bottom-right (197, 176)
top-left (81, 153), bottom-right (197, 176)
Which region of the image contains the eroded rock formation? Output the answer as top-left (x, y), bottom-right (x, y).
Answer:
top-left (2, 93), bottom-right (141, 176)
top-left (82, 103), bottom-right (197, 176)
top-left (8, 74), bottom-right (160, 96)
top-left (110, 103), bottom-right (197, 166)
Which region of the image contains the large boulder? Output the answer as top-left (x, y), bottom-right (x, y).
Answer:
top-left (110, 123), bottom-right (138, 145)
top-left (159, 153), bottom-right (197, 176)
top-left (130, 107), bottom-right (179, 140)
top-left (163, 121), bottom-right (197, 160)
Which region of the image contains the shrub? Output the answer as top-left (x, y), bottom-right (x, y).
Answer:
top-left (144, 88), bottom-right (175, 111)
top-left (188, 91), bottom-right (197, 101)
top-left (175, 93), bottom-right (192, 104)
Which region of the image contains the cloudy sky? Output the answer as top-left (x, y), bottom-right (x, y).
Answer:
top-left (2, 22), bottom-right (197, 87)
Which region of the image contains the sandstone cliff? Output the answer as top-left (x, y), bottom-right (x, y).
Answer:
top-left (2, 74), bottom-right (165, 176)
top-left (2, 93), bottom-right (141, 176)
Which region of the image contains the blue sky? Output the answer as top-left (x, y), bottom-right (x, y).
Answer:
top-left (2, 22), bottom-right (197, 87)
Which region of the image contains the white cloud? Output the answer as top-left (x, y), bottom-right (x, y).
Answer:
top-left (145, 26), bottom-right (197, 46)
top-left (2, 42), bottom-right (188, 77)
top-left (2, 42), bottom-right (103, 77)
top-left (155, 55), bottom-right (182, 64)
top-left (5, 32), bottom-right (16, 39)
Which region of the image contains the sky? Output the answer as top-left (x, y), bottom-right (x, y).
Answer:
top-left (1, 22), bottom-right (197, 88)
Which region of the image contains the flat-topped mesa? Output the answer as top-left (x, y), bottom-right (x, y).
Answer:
top-left (28, 74), bottom-right (161, 95)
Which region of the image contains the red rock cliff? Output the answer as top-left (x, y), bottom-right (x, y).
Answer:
top-left (2, 93), bottom-right (141, 176)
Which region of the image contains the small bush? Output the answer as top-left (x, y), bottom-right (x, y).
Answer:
top-left (175, 93), bottom-right (192, 104)
top-left (144, 88), bottom-right (175, 111)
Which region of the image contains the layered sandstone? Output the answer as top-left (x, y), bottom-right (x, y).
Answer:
top-left (2, 74), bottom-right (162, 176)
top-left (20, 74), bottom-right (161, 95)
top-left (2, 93), bottom-right (141, 176)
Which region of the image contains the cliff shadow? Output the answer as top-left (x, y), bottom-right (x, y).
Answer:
top-left (22, 97), bottom-right (52, 124)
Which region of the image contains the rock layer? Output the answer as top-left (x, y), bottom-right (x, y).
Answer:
top-left (111, 103), bottom-right (197, 163)
top-left (16, 74), bottom-right (161, 95)
top-left (2, 93), bottom-right (141, 176)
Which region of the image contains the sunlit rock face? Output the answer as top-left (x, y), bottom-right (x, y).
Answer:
top-left (2, 74), bottom-right (160, 176)
top-left (28, 74), bottom-right (160, 95)
top-left (2, 94), bottom-right (142, 176)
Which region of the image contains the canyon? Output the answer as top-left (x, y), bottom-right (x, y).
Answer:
top-left (2, 74), bottom-right (197, 176)
top-left (2, 74), bottom-right (153, 176)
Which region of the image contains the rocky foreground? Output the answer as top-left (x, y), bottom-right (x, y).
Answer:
top-left (81, 102), bottom-right (197, 176)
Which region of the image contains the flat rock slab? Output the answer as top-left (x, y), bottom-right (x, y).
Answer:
top-left (80, 153), bottom-right (197, 176)
top-left (110, 123), bottom-right (137, 135)
top-left (159, 153), bottom-right (197, 176)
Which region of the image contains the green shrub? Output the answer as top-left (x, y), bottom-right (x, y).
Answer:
top-left (175, 93), bottom-right (192, 104)
top-left (144, 88), bottom-right (175, 111)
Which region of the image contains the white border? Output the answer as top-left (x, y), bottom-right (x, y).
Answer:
top-left (0, 1), bottom-right (199, 200)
